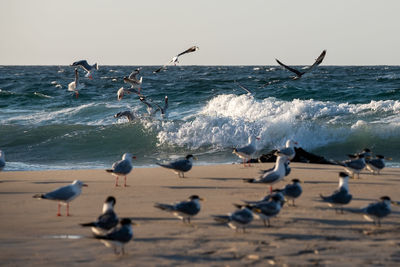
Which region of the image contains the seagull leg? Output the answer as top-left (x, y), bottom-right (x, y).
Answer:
top-left (115, 176), bottom-right (119, 187)
top-left (66, 203), bottom-right (70, 216)
top-left (75, 92), bottom-right (79, 99)
top-left (269, 185), bottom-right (273, 193)
top-left (124, 176), bottom-right (127, 187)
top-left (57, 203), bottom-right (61, 216)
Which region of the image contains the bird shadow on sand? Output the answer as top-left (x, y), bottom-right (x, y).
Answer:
top-left (304, 181), bottom-right (337, 184)
top-left (293, 217), bottom-right (366, 226)
top-left (269, 232), bottom-right (358, 241)
top-left (134, 237), bottom-right (178, 243)
top-left (162, 186), bottom-right (241, 190)
top-left (0, 191), bottom-right (40, 195)
top-left (199, 177), bottom-right (243, 182)
top-left (128, 216), bottom-right (178, 222)
top-left (31, 181), bottom-right (73, 184)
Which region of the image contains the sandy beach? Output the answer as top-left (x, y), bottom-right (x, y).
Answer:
top-left (0, 163), bottom-right (399, 266)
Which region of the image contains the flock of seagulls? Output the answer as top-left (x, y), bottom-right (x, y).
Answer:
top-left (1, 47), bottom-right (398, 256)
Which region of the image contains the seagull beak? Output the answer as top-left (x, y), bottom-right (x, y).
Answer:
top-left (131, 222), bottom-right (138, 226)
top-left (252, 208), bottom-right (262, 213)
top-left (256, 137), bottom-right (261, 140)
top-left (83, 184), bottom-right (88, 187)
top-left (194, 156), bottom-right (198, 160)
top-left (391, 201), bottom-right (399, 206)
top-left (199, 197), bottom-right (205, 201)
top-left (132, 156), bottom-right (137, 159)
top-left (387, 157), bottom-right (393, 161)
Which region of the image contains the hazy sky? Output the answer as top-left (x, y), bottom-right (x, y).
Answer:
top-left (1, 0), bottom-right (399, 65)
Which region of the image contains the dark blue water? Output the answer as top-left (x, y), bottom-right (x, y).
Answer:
top-left (1, 65), bottom-right (400, 170)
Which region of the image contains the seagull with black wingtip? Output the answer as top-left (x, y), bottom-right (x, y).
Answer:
top-left (154, 195), bottom-right (204, 224)
top-left (80, 196), bottom-right (119, 235)
top-left (212, 204), bottom-right (255, 233)
top-left (320, 172), bottom-right (352, 213)
top-left (156, 154), bottom-right (196, 178)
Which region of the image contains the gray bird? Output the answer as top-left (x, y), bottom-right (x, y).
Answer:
top-left (244, 153), bottom-right (289, 193)
top-left (213, 205), bottom-right (255, 232)
top-left (157, 154), bottom-right (196, 178)
top-left (94, 218), bottom-right (134, 255)
top-left (338, 154), bottom-right (366, 179)
top-left (117, 86), bottom-right (141, 101)
top-left (106, 153), bottom-right (136, 187)
top-left (154, 195), bottom-right (204, 224)
top-left (246, 195), bottom-right (284, 227)
top-left (81, 196), bottom-right (119, 235)
top-left (320, 172), bottom-right (352, 213)
top-left (277, 139), bottom-right (298, 160)
top-left (33, 180), bottom-right (88, 216)
top-left (114, 110), bottom-right (136, 122)
top-left (123, 68), bottom-right (142, 90)
top-left (70, 60), bottom-right (98, 79)
top-left (233, 135), bottom-right (259, 167)
top-left (349, 196), bottom-right (398, 227)
top-left (153, 96), bottom-right (169, 118)
top-left (366, 155), bottom-right (390, 175)
top-left (277, 178), bottom-right (302, 206)
top-left (276, 50), bottom-right (326, 80)
top-left (242, 190), bottom-right (285, 207)
top-left (154, 46), bottom-right (199, 73)
top-left (0, 150), bottom-right (5, 171)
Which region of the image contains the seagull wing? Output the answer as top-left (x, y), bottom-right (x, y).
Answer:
top-left (234, 81), bottom-right (253, 95)
top-left (276, 59), bottom-right (303, 76)
top-left (177, 46), bottom-right (198, 57)
top-left (71, 60), bottom-right (91, 72)
top-left (303, 50), bottom-right (326, 74)
top-left (175, 201), bottom-right (200, 216)
top-left (43, 184), bottom-right (77, 201)
top-left (112, 159), bottom-right (132, 175)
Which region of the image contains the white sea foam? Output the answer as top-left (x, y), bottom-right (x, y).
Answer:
top-left (156, 94), bottom-right (400, 151)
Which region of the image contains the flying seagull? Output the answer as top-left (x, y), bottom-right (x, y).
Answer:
top-left (153, 96), bottom-right (169, 118)
top-left (123, 68), bottom-right (143, 91)
top-left (106, 153), bottom-right (136, 187)
top-left (156, 154), bottom-right (196, 178)
top-left (70, 60), bottom-right (99, 79)
top-left (117, 86), bottom-right (141, 101)
top-left (276, 50), bottom-right (326, 80)
top-left (68, 68), bottom-right (83, 98)
top-left (154, 46), bottom-right (199, 73)
top-left (0, 150), bottom-right (5, 171)
top-left (94, 218), bottom-right (134, 255)
top-left (80, 196), bottom-right (119, 235)
top-left (33, 180), bottom-right (88, 216)
top-left (114, 110), bottom-right (136, 122)
top-left (154, 195), bottom-right (204, 224)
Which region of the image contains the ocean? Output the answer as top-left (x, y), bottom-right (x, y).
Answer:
top-left (1, 65), bottom-right (400, 171)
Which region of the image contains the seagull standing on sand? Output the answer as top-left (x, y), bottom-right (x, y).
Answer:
top-left (276, 50), bottom-right (326, 80)
top-left (246, 195), bottom-right (285, 227)
top-left (156, 154), bottom-right (196, 178)
top-left (68, 68), bottom-right (83, 98)
top-left (212, 205), bottom-right (255, 232)
top-left (33, 180), bottom-right (88, 216)
top-left (233, 136), bottom-right (259, 167)
top-left (366, 155), bottom-right (390, 175)
top-left (154, 195), bottom-right (204, 224)
top-left (242, 191), bottom-right (286, 207)
top-left (94, 218), bottom-right (134, 255)
top-left (320, 172), bottom-right (352, 213)
top-left (244, 152), bottom-right (289, 193)
top-left (278, 139), bottom-right (298, 160)
top-left (106, 153), bottom-right (136, 187)
top-left (349, 196), bottom-right (398, 227)
top-left (338, 154), bottom-right (366, 179)
top-left (277, 178), bottom-right (302, 206)
top-left (0, 150), bottom-right (5, 171)
top-left (80, 196), bottom-right (119, 235)
top-left (123, 68), bottom-right (143, 92)
top-left (70, 60), bottom-right (99, 79)
top-left (154, 46), bottom-right (199, 73)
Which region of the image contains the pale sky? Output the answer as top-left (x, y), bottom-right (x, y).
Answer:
top-left (1, 0), bottom-right (399, 65)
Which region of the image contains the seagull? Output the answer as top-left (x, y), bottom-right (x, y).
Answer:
top-left (117, 87), bottom-right (141, 101)
top-left (70, 60), bottom-right (98, 79)
top-left (278, 139), bottom-right (298, 160)
top-left (154, 195), bottom-right (204, 224)
top-left (114, 111), bottom-right (136, 122)
top-left (242, 190), bottom-right (286, 207)
top-left (68, 68), bottom-right (83, 98)
top-left (123, 68), bottom-right (143, 91)
top-left (80, 196), bottom-right (119, 235)
top-left (349, 196), bottom-right (398, 227)
top-left (338, 154), bottom-right (366, 179)
top-left (276, 50), bottom-right (326, 80)
top-left (94, 218), bottom-right (134, 255)
top-left (366, 155), bottom-right (390, 175)
top-left (246, 194), bottom-right (285, 227)
top-left (212, 205), bottom-right (255, 232)
top-left (106, 153), bottom-right (136, 187)
top-left (156, 154), bottom-right (196, 178)
top-left (154, 46), bottom-right (199, 73)
top-left (139, 96), bottom-right (159, 116)
top-left (243, 153), bottom-right (289, 193)
top-left (233, 135), bottom-right (260, 167)
top-left (259, 157), bottom-right (291, 176)
top-left (33, 180), bottom-right (88, 216)
top-left (276, 178), bottom-right (302, 206)
top-left (0, 150), bottom-right (5, 171)
top-left (320, 172), bottom-right (352, 213)
top-left (153, 96), bottom-right (169, 118)
top-left (234, 80), bottom-right (253, 96)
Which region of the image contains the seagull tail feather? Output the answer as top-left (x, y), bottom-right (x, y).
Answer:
top-left (243, 178), bottom-right (256, 183)
top-left (80, 222), bottom-right (96, 227)
top-left (105, 169), bottom-right (114, 173)
top-left (33, 194), bottom-right (45, 199)
top-left (154, 203), bottom-right (175, 211)
top-left (212, 215), bottom-right (231, 223)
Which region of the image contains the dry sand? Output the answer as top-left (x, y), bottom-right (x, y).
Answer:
top-left (0, 163), bottom-right (399, 266)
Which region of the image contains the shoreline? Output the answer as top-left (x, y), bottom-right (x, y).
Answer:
top-left (1, 163), bottom-right (399, 266)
